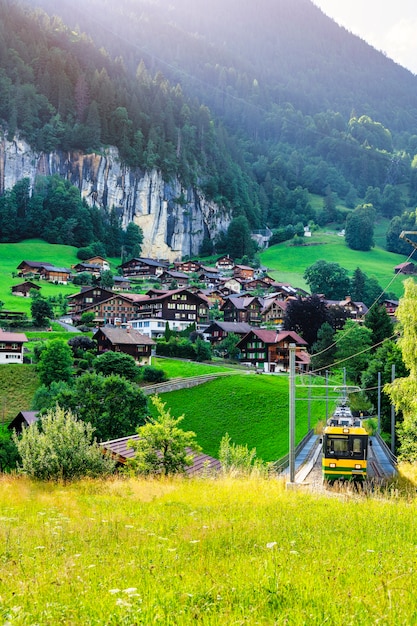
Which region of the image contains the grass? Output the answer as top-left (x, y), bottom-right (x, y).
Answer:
top-left (260, 230), bottom-right (409, 298)
top-left (148, 373), bottom-right (329, 461)
top-left (0, 364), bottom-right (39, 422)
top-left (1, 474), bottom-right (417, 625)
top-left (152, 357), bottom-right (236, 378)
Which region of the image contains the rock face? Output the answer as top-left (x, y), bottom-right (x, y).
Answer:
top-left (0, 136), bottom-right (230, 261)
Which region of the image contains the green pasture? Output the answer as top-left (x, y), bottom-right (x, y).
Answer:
top-left (152, 357), bottom-right (236, 378)
top-left (260, 230), bottom-right (409, 298)
top-left (1, 475), bottom-right (417, 625)
top-left (0, 364), bottom-right (39, 422)
top-left (148, 373), bottom-right (329, 462)
top-left (0, 239), bottom-right (120, 314)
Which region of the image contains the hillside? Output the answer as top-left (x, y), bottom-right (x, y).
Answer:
top-left (0, 0), bottom-right (416, 261)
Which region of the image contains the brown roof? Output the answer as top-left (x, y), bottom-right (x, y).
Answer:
top-left (0, 331), bottom-right (28, 343)
top-left (94, 327), bottom-right (155, 346)
top-left (7, 411), bottom-right (39, 431)
top-left (101, 435), bottom-right (222, 475)
top-left (238, 328), bottom-right (307, 346)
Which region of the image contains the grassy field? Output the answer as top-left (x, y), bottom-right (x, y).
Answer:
top-left (0, 239), bottom-right (120, 314)
top-left (148, 373), bottom-right (329, 461)
top-left (152, 357), bottom-right (237, 377)
top-left (260, 230), bottom-right (409, 298)
top-left (1, 474), bottom-right (417, 625)
top-left (0, 364), bottom-right (39, 422)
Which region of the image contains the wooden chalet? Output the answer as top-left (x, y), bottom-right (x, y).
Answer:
top-left (159, 270), bottom-right (191, 289)
top-left (221, 295), bottom-right (264, 326)
top-left (221, 277), bottom-right (243, 294)
top-left (241, 278), bottom-right (273, 293)
top-left (383, 299), bottom-right (399, 318)
top-left (94, 327), bottom-right (155, 364)
top-left (133, 288), bottom-right (210, 325)
top-left (8, 411), bottom-right (38, 433)
top-left (196, 266), bottom-right (222, 286)
top-left (85, 256), bottom-right (110, 270)
top-left (16, 260), bottom-right (72, 284)
top-left (233, 264), bottom-right (256, 280)
top-left (261, 296), bottom-right (288, 327)
top-left (173, 260), bottom-right (203, 273)
top-left (119, 257), bottom-right (169, 278)
top-left (215, 255), bottom-right (234, 271)
top-left (67, 287), bottom-right (147, 325)
top-left (236, 329), bottom-right (309, 373)
top-left (205, 321), bottom-right (253, 345)
top-left (72, 262), bottom-right (102, 277)
top-left (325, 296), bottom-right (368, 321)
top-left (11, 281), bottom-right (41, 297)
top-left (112, 276), bottom-right (132, 291)
top-left (0, 330), bottom-right (28, 364)
top-left (394, 261), bottom-right (415, 275)
top-left (101, 435), bottom-right (221, 476)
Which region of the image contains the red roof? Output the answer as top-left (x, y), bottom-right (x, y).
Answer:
top-left (0, 331), bottom-right (28, 343)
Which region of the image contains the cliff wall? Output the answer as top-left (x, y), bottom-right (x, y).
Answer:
top-left (0, 137), bottom-right (230, 261)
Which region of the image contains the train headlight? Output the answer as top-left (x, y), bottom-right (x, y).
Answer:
top-left (329, 463), bottom-right (336, 468)
top-left (343, 428), bottom-right (350, 433)
top-left (354, 464), bottom-right (362, 469)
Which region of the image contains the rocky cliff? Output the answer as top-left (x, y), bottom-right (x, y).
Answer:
top-left (0, 136), bottom-right (230, 261)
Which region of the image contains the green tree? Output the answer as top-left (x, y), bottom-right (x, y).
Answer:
top-left (39, 372), bottom-right (148, 441)
top-left (100, 270), bottom-right (114, 289)
top-left (13, 406), bottom-right (115, 481)
top-left (127, 395), bottom-right (201, 475)
top-left (310, 322), bottom-right (336, 374)
top-left (216, 332), bottom-right (241, 359)
top-left (303, 260), bottom-right (351, 299)
top-left (226, 216), bottom-right (255, 259)
top-left (345, 204), bottom-right (375, 251)
top-left (364, 304), bottom-right (394, 347)
top-left (195, 337), bottom-right (212, 361)
top-left (37, 339), bottom-right (74, 387)
top-left (0, 426), bottom-right (19, 472)
top-left (283, 295), bottom-right (329, 347)
top-left (123, 222), bottom-right (143, 259)
top-left (93, 351), bottom-right (139, 381)
top-left (384, 279), bottom-right (417, 460)
top-left (31, 295), bottom-right (54, 327)
top-left (334, 319), bottom-right (373, 383)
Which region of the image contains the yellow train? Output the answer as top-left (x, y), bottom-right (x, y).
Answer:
top-left (322, 398), bottom-right (370, 482)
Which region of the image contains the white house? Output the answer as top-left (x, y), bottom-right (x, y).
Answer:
top-left (0, 331), bottom-right (28, 364)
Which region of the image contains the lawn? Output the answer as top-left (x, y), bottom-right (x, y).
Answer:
top-left (152, 357), bottom-right (237, 378)
top-left (260, 230), bottom-right (409, 298)
top-left (148, 373), bottom-right (329, 462)
top-left (0, 239), bottom-right (121, 314)
top-left (1, 475), bottom-right (417, 625)
top-left (0, 364), bottom-right (39, 422)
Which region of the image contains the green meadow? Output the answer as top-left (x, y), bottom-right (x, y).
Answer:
top-left (0, 364), bottom-right (39, 422)
top-left (148, 373), bottom-right (329, 461)
top-left (260, 230), bottom-right (409, 299)
top-left (1, 474), bottom-right (417, 625)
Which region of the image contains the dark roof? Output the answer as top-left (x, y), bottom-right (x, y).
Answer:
top-left (101, 435), bottom-right (221, 475)
top-left (205, 321), bottom-right (253, 334)
top-left (94, 327), bottom-right (155, 345)
top-left (237, 328), bottom-right (307, 347)
top-left (120, 257), bottom-right (169, 268)
top-left (8, 411), bottom-right (39, 431)
top-left (12, 281), bottom-right (41, 290)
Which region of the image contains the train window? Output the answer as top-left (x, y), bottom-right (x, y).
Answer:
top-left (326, 438), bottom-right (349, 454)
top-left (352, 438), bottom-right (362, 454)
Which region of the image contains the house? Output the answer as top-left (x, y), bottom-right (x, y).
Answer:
top-left (159, 270), bottom-right (191, 289)
top-left (100, 435), bottom-right (221, 475)
top-left (221, 277), bottom-right (244, 294)
top-left (325, 296), bottom-right (368, 321)
top-left (215, 255), bottom-right (234, 271)
top-left (67, 287), bottom-right (147, 325)
top-left (0, 330), bottom-right (28, 364)
top-left (112, 276), bottom-right (132, 291)
top-left (221, 295), bottom-right (264, 326)
top-left (394, 261), bottom-right (415, 275)
top-left (119, 257), bottom-right (169, 278)
top-left (8, 411), bottom-right (38, 433)
top-left (205, 321), bottom-right (253, 345)
top-left (233, 264), bottom-right (256, 280)
top-left (16, 260), bottom-right (72, 284)
top-left (72, 262), bottom-right (102, 277)
top-left (261, 296), bottom-right (288, 328)
top-left (11, 281), bottom-right (41, 297)
top-left (85, 256), bottom-right (110, 271)
top-left (133, 288), bottom-right (210, 327)
top-left (240, 278), bottom-right (273, 293)
top-left (173, 260), bottom-right (203, 273)
top-left (383, 299), bottom-right (399, 318)
top-left (130, 317), bottom-right (193, 338)
top-left (236, 329), bottom-right (309, 373)
top-left (94, 327), bottom-right (155, 364)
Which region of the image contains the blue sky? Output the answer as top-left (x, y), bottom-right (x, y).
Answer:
top-left (312, 0), bottom-right (417, 74)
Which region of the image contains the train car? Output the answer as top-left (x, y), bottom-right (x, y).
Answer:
top-left (322, 398), bottom-right (370, 482)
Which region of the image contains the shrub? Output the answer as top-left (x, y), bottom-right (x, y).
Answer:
top-left (93, 351), bottom-right (139, 381)
top-left (141, 366), bottom-right (167, 383)
top-left (13, 406), bottom-right (115, 481)
top-left (219, 433), bottom-right (269, 476)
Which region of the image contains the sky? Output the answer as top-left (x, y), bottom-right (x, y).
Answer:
top-left (312, 0), bottom-right (417, 74)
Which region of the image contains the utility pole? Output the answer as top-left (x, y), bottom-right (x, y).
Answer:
top-left (377, 371), bottom-right (381, 435)
top-left (289, 343), bottom-right (296, 483)
top-left (391, 364), bottom-right (396, 454)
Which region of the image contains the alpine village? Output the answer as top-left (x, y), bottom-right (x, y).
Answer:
top-left (1, 1), bottom-right (417, 623)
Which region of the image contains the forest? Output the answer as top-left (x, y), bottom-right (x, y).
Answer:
top-left (3, 0), bottom-right (417, 253)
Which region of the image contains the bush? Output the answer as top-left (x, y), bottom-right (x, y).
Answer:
top-left (141, 366), bottom-right (167, 383)
top-left (93, 351), bottom-right (139, 381)
top-left (219, 433), bottom-right (269, 476)
top-left (13, 406), bottom-right (115, 481)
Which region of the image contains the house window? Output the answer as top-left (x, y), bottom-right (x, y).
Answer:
top-left (168, 303), bottom-right (175, 309)
top-left (11, 343), bottom-right (18, 349)
top-left (144, 321), bottom-right (150, 327)
top-left (85, 298), bottom-right (93, 303)
top-left (0, 343), bottom-right (5, 349)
